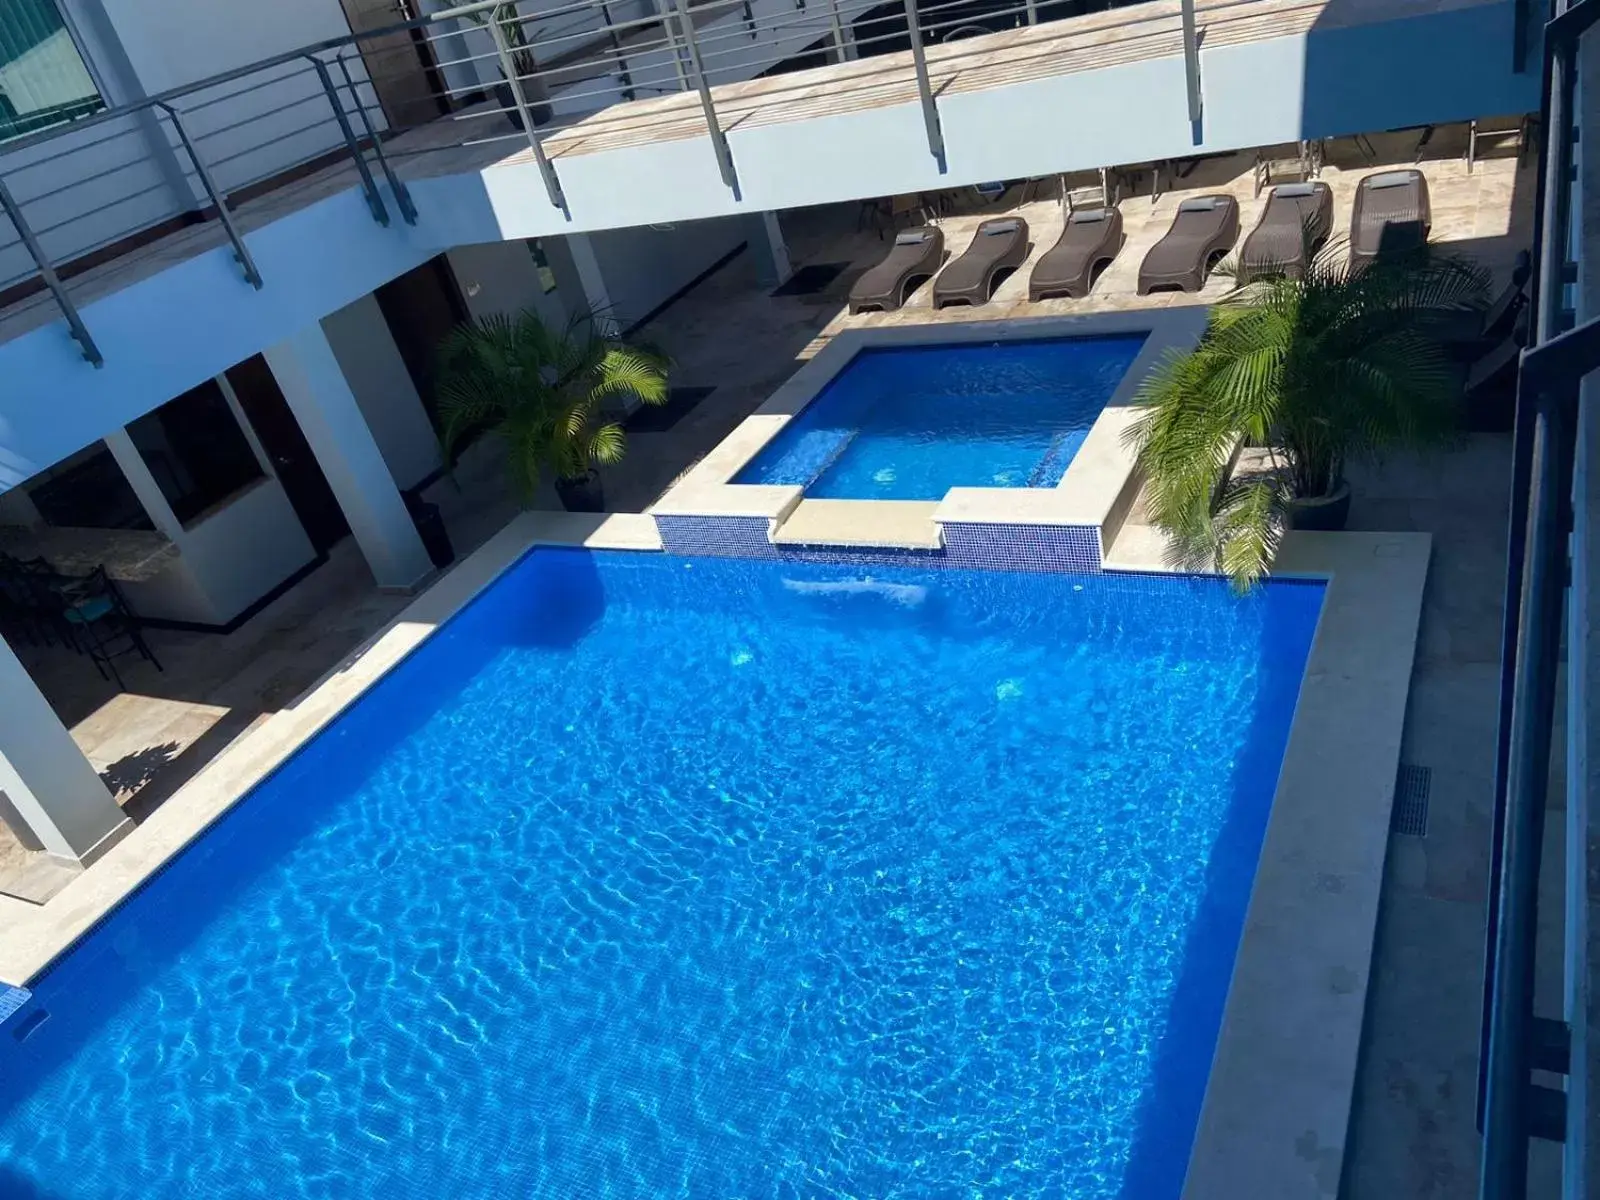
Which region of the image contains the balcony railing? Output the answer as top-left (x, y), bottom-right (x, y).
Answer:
top-left (0, 0), bottom-right (1197, 366)
top-left (1477, 0), bottom-right (1594, 1195)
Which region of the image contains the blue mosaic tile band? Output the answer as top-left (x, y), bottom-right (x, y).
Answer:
top-left (942, 521), bottom-right (1102, 573)
top-left (655, 516), bottom-right (1104, 573)
top-left (657, 515), bottom-right (781, 559)
top-left (0, 986), bottom-right (31, 1027)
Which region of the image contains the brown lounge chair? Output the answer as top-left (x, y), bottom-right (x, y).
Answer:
top-left (933, 217), bottom-right (1029, 308)
top-left (1137, 195), bottom-right (1240, 295)
top-left (1028, 208), bottom-right (1125, 301)
top-left (1237, 182), bottom-right (1334, 283)
top-left (848, 226), bottom-right (944, 314)
top-left (1349, 169), bottom-right (1431, 270)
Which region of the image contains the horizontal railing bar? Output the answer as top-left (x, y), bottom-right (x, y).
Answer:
top-left (26, 180), bottom-right (181, 238)
top-left (0, 121), bottom-right (147, 176)
top-left (697, 24), bottom-right (838, 58)
top-left (173, 61), bottom-right (324, 115)
top-left (187, 92), bottom-right (331, 142)
top-left (8, 152), bottom-right (166, 206)
top-left (203, 117), bottom-right (342, 170)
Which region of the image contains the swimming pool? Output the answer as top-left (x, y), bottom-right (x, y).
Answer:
top-left (0, 551), bottom-right (1323, 1199)
top-left (734, 335), bottom-right (1146, 500)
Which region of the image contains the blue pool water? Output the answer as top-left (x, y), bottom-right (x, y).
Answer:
top-left (0, 552), bottom-right (1323, 1200)
top-left (736, 335), bottom-right (1146, 499)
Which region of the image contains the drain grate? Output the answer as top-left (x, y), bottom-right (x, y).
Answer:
top-left (1393, 763), bottom-right (1432, 837)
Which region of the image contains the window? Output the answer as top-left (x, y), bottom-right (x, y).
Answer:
top-left (0, 1), bottom-right (105, 143)
top-left (127, 381), bottom-right (265, 526)
top-left (27, 443), bottom-right (153, 531)
top-left (528, 239), bottom-right (558, 293)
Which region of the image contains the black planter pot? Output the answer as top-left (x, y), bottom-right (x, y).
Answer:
top-left (493, 79), bottom-right (553, 131)
top-left (555, 471), bottom-right (605, 513)
top-left (1287, 480), bottom-right (1352, 532)
top-left (1462, 381), bottom-right (1517, 433)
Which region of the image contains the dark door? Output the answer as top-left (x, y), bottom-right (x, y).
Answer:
top-left (226, 355), bottom-right (351, 554)
top-left (374, 255), bottom-right (471, 432)
top-left (337, 0), bottom-right (451, 129)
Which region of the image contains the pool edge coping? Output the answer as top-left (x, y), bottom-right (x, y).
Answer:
top-left (0, 511), bottom-right (662, 989)
top-left (1177, 529), bottom-right (1433, 1200)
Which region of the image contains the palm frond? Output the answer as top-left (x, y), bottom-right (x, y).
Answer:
top-left (432, 305), bottom-right (671, 505)
top-left (1132, 239), bottom-right (1488, 586)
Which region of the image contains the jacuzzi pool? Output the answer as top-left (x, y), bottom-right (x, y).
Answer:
top-left (734, 334), bottom-right (1146, 500)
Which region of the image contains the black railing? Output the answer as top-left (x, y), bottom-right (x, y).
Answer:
top-left (1477, 0), bottom-right (1593, 1194)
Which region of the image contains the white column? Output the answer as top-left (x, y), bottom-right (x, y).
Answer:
top-left (565, 233), bottom-right (615, 324)
top-left (0, 637), bottom-right (130, 863)
top-left (0, 487), bottom-right (44, 528)
top-left (263, 324), bottom-right (432, 591)
top-left (746, 211), bottom-right (793, 289)
top-left (104, 430), bottom-right (185, 541)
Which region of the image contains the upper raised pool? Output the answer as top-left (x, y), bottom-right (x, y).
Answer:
top-left (0, 550), bottom-right (1322, 1199)
top-left (734, 334), bottom-right (1147, 500)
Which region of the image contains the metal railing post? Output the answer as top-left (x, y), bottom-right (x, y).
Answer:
top-left (157, 103), bottom-right (263, 289)
top-left (597, 1), bottom-right (637, 100)
top-left (903, 0), bottom-right (946, 170)
top-left (485, 13), bottom-right (569, 214)
top-left (308, 56), bottom-right (390, 225)
top-left (825, 0), bottom-right (854, 60)
top-left (656, 0), bottom-right (691, 89)
top-left (336, 54), bottom-right (417, 224)
top-left (672, 0), bottom-right (740, 195)
top-left (1180, 0), bottom-right (1202, 126)
top-left (1480, 367), bottom-right (1577, 1199)
top-left (1480, 11), bottom-right (1572, 1140)
top-left (0, 177), bottom-right (101, 366)
top-left (1025, 0), bottom-right (1038, 23)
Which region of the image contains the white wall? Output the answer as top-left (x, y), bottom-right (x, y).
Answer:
top-left (99, 0), bottom-right (377, 195)
top-left (321, 293), bottom-right (440, 491)
top-left (0, 0), bottom-right (372, 288)
top-left (584, 217), bottom-right (746, 329)
top-left (106, 423), bottom-right (318, 625)
top-left (174, 478), bottom-right (317, 623)
top-left (448, 239), bottom-right (572, 329)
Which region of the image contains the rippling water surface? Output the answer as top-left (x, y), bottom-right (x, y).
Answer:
top-left (735, 336), bottom-right (1146, 499)
top-left (0, 552), bottom-right (1322, 1199)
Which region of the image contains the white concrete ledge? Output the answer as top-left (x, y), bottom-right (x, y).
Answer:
top-left (1176, 531), bottom-right (1432, 1200)
top-left (772, 499), bottom-right (943, 548)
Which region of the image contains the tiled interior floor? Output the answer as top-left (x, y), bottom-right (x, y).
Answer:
top-left (0, 129), bottom-right (1547, 1194)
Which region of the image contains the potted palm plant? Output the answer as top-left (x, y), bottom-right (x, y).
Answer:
top-left (436, 310), bottom-right (671, 513)
top-left (1130, 243), bottom-right (1489, 589)
top-left (465, 1), bottom-right (553, 128)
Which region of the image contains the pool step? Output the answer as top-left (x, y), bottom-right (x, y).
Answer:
top-left (771, 499), bottom-right (944, 551)
top-left (0, 986), bottom-right (32, 1039)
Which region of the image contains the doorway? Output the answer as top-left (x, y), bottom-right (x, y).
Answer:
top-left (337, 0), bottom-right (451, 129)
top-left (374, 255), bottom-right (472, 432)
top-left (226, 355), bottom-right (352, 554)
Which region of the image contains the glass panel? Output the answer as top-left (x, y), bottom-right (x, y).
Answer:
top-left (127, 381), bottom-right (265, 526)
top-left (0, 0), bottom-right (104, 142)
top-left (27, 443), bottom-right (154, 531)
